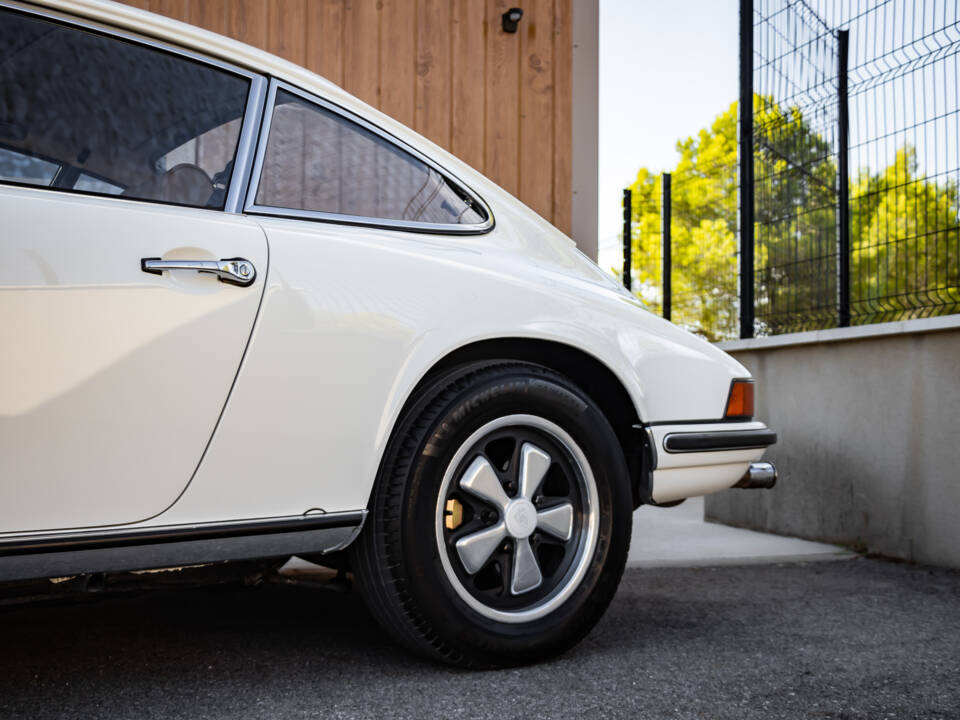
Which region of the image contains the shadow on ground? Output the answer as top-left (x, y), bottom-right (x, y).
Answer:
top-left (2, 559), bottom-right (959, 719)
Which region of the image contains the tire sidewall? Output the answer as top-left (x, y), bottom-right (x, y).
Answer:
top-left (395, 367), bottom-right (631, 661)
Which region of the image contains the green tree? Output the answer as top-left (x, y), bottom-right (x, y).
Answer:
top-left (621, 97), bottom-right (959, 339)
top-left (752, 96), bottom-right (838, 334)
top-left (851, 147), bottom-right (960, 322)
top-left (624, 102), bottom-right (740, 342)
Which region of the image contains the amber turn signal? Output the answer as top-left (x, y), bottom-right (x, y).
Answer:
top-left (724, 380), bottom-right (755, 419)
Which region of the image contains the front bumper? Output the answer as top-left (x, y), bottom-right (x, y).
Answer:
top-left (643, 421), bottom-right (777, 504)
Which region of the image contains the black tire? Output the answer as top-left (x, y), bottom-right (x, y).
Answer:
top-left (351, 361), bottom-right (632, 668)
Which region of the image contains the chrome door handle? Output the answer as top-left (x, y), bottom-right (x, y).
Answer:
top-left (141, 257), bottom-right (256, 286)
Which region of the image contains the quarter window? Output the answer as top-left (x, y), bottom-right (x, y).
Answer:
top-left (0, 8), bottom-right (250, 209)
top-left (255, 89), bottom-right (485, 226)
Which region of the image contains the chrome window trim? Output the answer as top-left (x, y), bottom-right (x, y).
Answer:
top-left (244, 79), bottom-right (495, 235)
top-left (224, 76), bottom-right (268, 213)
top-left (0, 0), bottom-right (267, 215)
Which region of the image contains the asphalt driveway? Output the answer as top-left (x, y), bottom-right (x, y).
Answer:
top-left (1, 558), bottom-right (958, 719)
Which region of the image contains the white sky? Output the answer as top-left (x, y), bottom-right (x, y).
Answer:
top-left (597, 0), bottom-right (739, 272)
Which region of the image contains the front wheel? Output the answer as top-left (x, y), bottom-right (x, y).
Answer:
top-left (351, 362), bottom-right (632, 667)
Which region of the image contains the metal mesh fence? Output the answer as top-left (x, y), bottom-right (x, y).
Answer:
top-left (844, 0), bottom-right (960, 323)
top-left (751, 0), bottom-right (960, 333)
top-left (624, 163), bottom-right (739, 342)
top-left (753, 0), bottom-right (841, 334)
top-left (670, 168), bottom-right (740, 342)
top-left (622, 0), bottom-right (960, 340)
top-left (623, 176), bottom-right (663, 316)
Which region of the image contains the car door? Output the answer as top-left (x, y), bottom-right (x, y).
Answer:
top-left (151, 80), bottom-right (497, 523)
top-left (0, 7), bottom-right (267, 533)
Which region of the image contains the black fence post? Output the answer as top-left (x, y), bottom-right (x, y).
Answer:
top-left (738, 0), bottom-right (755, 339)
top-left (661, 173), bottom-right (672, 321)
top-left (622, 188), bottom-right (632, 292)
top-left (837, 29), bottom-right (851, 327)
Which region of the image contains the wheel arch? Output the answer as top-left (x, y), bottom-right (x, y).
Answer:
top-left (382, 337), bottom-right (652, 508)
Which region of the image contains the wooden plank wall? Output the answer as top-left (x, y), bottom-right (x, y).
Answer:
top-left (120, 0), bottom-right (573, 234)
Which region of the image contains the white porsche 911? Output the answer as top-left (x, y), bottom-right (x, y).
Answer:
top-left (0, 0), bottom-right (776, 667)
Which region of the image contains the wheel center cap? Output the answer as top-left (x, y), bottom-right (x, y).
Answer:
top-left (504, 499), bottom-right (537, 538)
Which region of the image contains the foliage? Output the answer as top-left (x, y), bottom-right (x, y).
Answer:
top-left (620, 97), bottom-right (960, 339)
top-left (624, 102), bottom-right (740, 342)
top-left (752, 95), bottom-right (838, 334)
top-left (851, 147), bottom-right (960, 322)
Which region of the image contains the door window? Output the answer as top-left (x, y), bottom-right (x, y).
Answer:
top-left (0, 8), bottom-right (250, 209)
top-left (255, 89), bottom-right (486, 227)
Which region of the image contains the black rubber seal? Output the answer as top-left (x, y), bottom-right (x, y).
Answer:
top-left (663, 429), bottom-right (778, 454)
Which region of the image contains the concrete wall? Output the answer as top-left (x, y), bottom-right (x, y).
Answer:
top-left (706, 317), bottom-right (960, 568)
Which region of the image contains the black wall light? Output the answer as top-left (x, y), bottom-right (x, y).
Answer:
top-left (502, 7), bottom-right (523, 33)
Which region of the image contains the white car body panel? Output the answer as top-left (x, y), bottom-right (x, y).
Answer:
top-left (0, 186), bottom-right (267, 532)
top-left (0, 0), bottom-right (774, 548)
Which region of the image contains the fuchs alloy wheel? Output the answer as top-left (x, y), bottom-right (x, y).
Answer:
top-left (435, 415), bottom-right (599, 623)
top-left (351, 362), bottom-right (632, 668)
